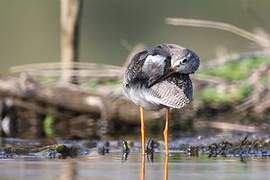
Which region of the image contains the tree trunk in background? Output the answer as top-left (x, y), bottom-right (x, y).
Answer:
top-left (60, 0), bottom-right (82, 84)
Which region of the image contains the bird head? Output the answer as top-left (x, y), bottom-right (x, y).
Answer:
top-left (145, 44), bottom-right (200, 88)
top-left (168, 44), bottom-right (200, 74)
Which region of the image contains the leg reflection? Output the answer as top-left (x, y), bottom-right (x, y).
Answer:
top-left (140, 155), bottom-right (145, 180)
top-left (139, 106), bottom-right (145, 154)
top-left (163, 108), bottom-right (170, 155)
top-left (163, 155), bottom-right (168, 180)
top-left (60, 161), bottom-right (77, 180)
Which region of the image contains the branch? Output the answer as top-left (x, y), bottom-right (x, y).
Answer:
top-left (195, 121), bottom-right (263, 133)
top-left (201, 50), bottom-right (270, 69)
top-left (60, 0), bottom-right (82, 83)
top-left (0, 75), bottom-right (162, 124)
top-left (165, 17), bottom-right (270, 49)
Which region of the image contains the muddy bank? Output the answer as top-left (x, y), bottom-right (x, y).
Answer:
top-left (1, 134), bottom-right (270, 160)
top-left (0, 75), bottom-right (270, 139)
top-left (1, 55), bottom-right (270, 139)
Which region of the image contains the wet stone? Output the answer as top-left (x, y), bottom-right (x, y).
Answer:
top-left (97, 141), bottom-right (110, 155)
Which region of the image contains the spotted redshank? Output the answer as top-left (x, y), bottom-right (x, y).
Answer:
top-left (123, 44), bottom-right (200, 154)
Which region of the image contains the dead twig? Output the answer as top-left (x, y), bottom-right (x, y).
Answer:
top-left (202, 50), bottom-right (270, 69)
top-left (60, 0), bottom-right (82, 83)
top-left (237, 64), bottom-right (270, 112)
top-left (165, 17), bottom-right (270, 49)
top-left (195, 121), bottom-right (262, 133)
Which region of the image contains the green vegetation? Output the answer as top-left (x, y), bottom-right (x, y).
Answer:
top-left (86, 79), bottom-right (121, 91)
top-left (43, 115), bottom-right (55, 137)
top-left (87, 79), bottom-right (98, 91)
top-left (37, 76), bottom-right (58, 84)
top-left (196, 56), bottom-right (270, 104)
top-left (196, 84), bottom-right (253, 104)
top-left (102, 79), bottom-right (121, 86)
top-left (199, 56), bottom-right (270, 81)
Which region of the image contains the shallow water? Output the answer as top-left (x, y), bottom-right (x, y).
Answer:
top-left (1, 153), bottom-right (270, 180)
top-left (1, 136), bottom-right (270, 180)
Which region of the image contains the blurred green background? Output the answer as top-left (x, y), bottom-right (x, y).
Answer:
top-left (0, 0), bottom-right (270, 73)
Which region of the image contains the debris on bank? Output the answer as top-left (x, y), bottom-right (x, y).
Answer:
top-left (0, 54), bottom-right (270, 139)
top-left (1, 135), bottom-right (270, 159)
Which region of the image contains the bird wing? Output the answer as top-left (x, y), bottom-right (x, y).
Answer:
top-left (142, 54), bottom-right (171, 87)
top-left (124, 47), bottom-right (171, 87)
top-left (124, 50), bottom-right (148, 85)
top-left (143, 80), bottom-right (191, 109)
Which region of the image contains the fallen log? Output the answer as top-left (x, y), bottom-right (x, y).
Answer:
top-left (0, 74), bottom-right (162, 125)
top-left (195, 121), bottom-right (264, 133)
top-left (0, 75), bottom-right (101, 116)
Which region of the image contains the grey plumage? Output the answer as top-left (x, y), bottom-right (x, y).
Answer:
top-left (123, 43), bottom-right (200, 110)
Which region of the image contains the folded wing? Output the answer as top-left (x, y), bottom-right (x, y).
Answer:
top-left (143, 80), bottom-right (191, 109)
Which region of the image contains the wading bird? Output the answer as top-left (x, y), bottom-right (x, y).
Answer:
top-left (123, 44), bottom-right (200, 154)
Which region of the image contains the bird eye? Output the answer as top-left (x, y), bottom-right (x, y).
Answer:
top-left (181, 58), bottom-right (187, 64)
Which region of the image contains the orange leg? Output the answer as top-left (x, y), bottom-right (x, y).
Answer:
top-left (139, 106), bottom-right (145, 154)
top-left (163, 108), bottom-right (170, 155)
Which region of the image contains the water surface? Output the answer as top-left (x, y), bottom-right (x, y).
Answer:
top-left (1, 153), bottom-right (270, 180)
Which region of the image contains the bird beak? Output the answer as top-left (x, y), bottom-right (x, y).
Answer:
top-left (148, 67), bottom-right (176, 88)
top-left (159, 67), bottom-right (176, 81)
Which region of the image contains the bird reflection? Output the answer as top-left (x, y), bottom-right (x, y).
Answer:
top-left (140, 155), bottom-right (145, 180)
top-left (60, 161), bottom-right (77, 180)
top-left (163, 155), bottom-right (168, 180)
top-left (139, 154), bottom-right (169, 180)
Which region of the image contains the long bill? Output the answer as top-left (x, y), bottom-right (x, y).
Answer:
top-left (148, 68), bottom-right (176, 88)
